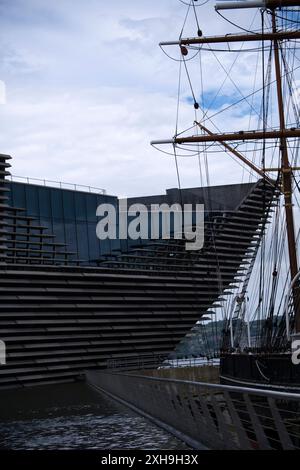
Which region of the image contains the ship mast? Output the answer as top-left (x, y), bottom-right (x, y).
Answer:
top-left (271, 9), bottom-right (300, 331)
top-left (151, 0), bottom-right (300, 332)
top-left (216, 0), bottom-right (300, 333)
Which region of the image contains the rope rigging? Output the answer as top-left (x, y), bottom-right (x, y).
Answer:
top-left (155, 0), bottom-right (300, 357)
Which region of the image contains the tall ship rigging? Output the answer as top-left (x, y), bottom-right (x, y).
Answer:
top-left (151, 0), bottom-right (300, 391)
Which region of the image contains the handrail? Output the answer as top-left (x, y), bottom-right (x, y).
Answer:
top-left (102, 369), bottom-right (300, 400)
top-left (8, 174), bottom-right (106, 195)
top-left (88, 369), bottom-right (300, 450)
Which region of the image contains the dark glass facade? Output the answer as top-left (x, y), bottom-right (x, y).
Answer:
top-left (8, 180), bottom-right (254, 265)
top-left (8, 182), bottom-right (120, 264)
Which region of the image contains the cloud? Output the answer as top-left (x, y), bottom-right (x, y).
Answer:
top-left (0, 0), bottom-right (293, 198)
top-left (0, 80), bottom-right (5, 103)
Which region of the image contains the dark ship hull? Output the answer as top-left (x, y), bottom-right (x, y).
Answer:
top-left (220, 353), bottom-right (300, 393)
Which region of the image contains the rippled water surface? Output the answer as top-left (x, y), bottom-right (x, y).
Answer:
top-left (0, 383), bottom-right (188, 450)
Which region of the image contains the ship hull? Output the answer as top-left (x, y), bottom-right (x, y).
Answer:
top-left (220, 353), bottom-right (300, 393)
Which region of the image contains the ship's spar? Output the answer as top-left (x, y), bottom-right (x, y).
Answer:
top-left (151, 0), bottom-right (300, 334)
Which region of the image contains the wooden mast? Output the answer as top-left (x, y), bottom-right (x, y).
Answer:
top-left (160, 31), bottom-right (300, 46)
top-left (216, 0), bottom-right (300, 8)
top-left (271, 9), bottom-right (300, 332)
top-left (152, 128), bottom-right (300, 144)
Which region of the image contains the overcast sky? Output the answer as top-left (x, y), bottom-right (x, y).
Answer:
top-left (0, 0), bottom-right (265, 197)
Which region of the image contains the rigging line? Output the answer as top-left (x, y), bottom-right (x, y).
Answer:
top-left (279, 43), bottom-right (300, 125)
top-left (174, 122), bottom-right (296, 147)
top-left (175, 59), bottom-right (183, 136)
top-left (159, 44), bottom-right (200, 63)
top-left (260, 10), bottom-right (267, 323)
top-left (194, 122), bottom-right (223, 304)
top-left (195, 10), bottom-right (261, 124)
top-left (262, 8), bottom-right (267, 170)
top-left (279, 234), bottom-right (290, 314)
top-left (271, 214), bottom-right (291, 340)
top-left (273, 12), bottom-right (300, 25)
top-left (151, 145), bottom-right (200, 157)
top-left (197, 40), bottom-right (215, 222)
top-left (197, 40), bottom-right (205, 187)
top-left (207, 44), bottom-right (267, 128)
top-left (293, 172), bottom-right (300, 193)
top-left (172, 137), bottom-right (297, 151)
top-left (247, 265), bottom-right (261, 326)
top-left (173, 145), bottom-right (183, 203)
top-left (188, 44), bottom-right (300, 52)
top-left (268, 201), bottom-right (280, 309)
top-left (206, 64), bottom-right (300, 121)
top-left (249, 41), bottom-right (273, 181)
top-left (202, 44), bottom-right (250, 121)
top-left (179, 0), bottom-right (210, 7)
top-left (182, 54), bottom-right (198, 105)
top-left (176, 143), bottom-right (281, 153)
top-left (250, 204), bottom-right (278, 344)
top-left (265, 229), bottom-right (280, 346)
top-left (190, 46), bottom-right (270, 52)
top-left (289, 47), bottom-right (300, 64)
top-left (280, 33), bottom-right (295, 126)
top-left (287, 48), bottom-right (300, 135)
top-left (242, 39), bottom-right (259, 183)
top-left (196, 79), bottom-right (221, 314)
top-left (195, 124), bottom-right (204, 186)
top-left (150, 138), bottom-right (276, 156)
top-left (194, 120), bottom-right (223, 299)
top-left (176, 122), bottom-right (202, 137)
top-left (179, 1), bottom-right (192, 40)
top-left (265, 45), bottom-right (273, 127)
top-left (181, 139), bottom-right (275, 180)
top-left (248, 225), bottom-right (270, 315)
top-left (288, 26), bottom-right (299, 127)
top-left (216, 8), bottom-right (263, 35)
top-left (264, 208), bottom-right (281, 310)
top-left (192, 0), bottom-right (201, 33)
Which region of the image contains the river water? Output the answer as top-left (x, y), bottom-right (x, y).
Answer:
top-left (0, 382), bottom-right (188, 450)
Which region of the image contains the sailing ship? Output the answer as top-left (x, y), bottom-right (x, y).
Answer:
top-left (151, 0), bottom-right (300, 392)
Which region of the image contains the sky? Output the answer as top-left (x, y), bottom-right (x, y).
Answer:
top-left (0, 0), bottom-right (276, 197)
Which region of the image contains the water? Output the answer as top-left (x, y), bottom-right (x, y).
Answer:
top-left (0, 382), bottom-right (189, 450)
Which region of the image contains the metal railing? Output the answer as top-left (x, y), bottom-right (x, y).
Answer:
top-left (87, 370), bottom-right (300, 450)
top-left (8, 174), bottom-right (106, 195)
top-left (106, 354), bottom-right (219, 370)
top-left (106, 354), bottom-right (169, 370)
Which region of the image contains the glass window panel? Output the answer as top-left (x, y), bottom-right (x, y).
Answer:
top-left (64, 222), bottom-right (78, 253)
top-left (86, 194), bottom-right (98, 222)
top-left (74, 192), bottom-right (87, 222)
top-left (10, 182), bottom-right (26, 209)
top-left (38, 187), bottom-right (51, 218)
top-left (76, 222), bottom-right (89, 261)
top-left (99, 239), bottom-right (111, 257)
top-left (87, 223), bottom-right (100, 261)
top-left (62, 190), bottom-right (75, 221)
top-left (51, 189), bottom-right (63, 219)
top-left (25, 185), bottom-right (39, 216)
